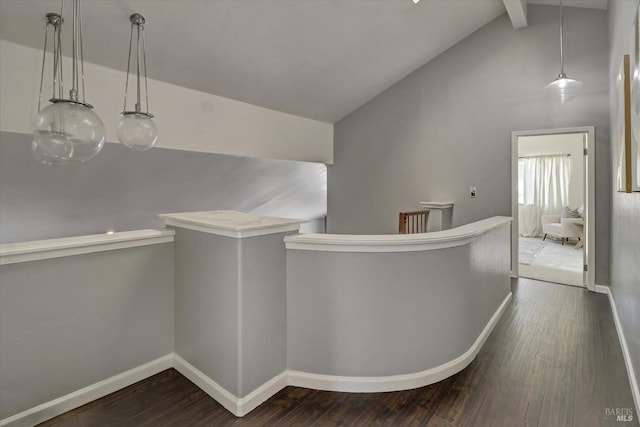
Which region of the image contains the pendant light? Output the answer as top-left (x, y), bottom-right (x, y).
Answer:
top-left (33, 0), bottom-right (106, 165)
top-left (118, 13), bottom-right (157, 151)
top-left (543, 0), bottom-right (582, 103)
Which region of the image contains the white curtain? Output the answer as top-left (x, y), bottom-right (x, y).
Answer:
top-left (518, 155), bottom-right (571, 236)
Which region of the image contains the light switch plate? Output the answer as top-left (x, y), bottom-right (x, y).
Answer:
top-left (470, 187), bottom-right (477, 198)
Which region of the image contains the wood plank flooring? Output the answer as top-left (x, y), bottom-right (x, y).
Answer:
top-left (39, 279), bottom-right (637, 427)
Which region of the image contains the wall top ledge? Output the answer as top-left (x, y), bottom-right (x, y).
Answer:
top-left (285, 216), bottom-right (512, 252)
top-left (0, 229), bottom-right (175, 265)
top-left (159, 210), bottom-right (307, 239)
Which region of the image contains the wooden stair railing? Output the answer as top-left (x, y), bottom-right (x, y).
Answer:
top-left (398, 210), bottom-right (430, 234)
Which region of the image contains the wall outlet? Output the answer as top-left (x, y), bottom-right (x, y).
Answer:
top-left (470, 187), bottom-right (477, 198)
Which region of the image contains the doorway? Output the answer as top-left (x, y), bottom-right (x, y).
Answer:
top-left (511, 127), bottom-right (596, 291)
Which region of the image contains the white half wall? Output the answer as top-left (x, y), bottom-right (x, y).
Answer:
top-left (0, 40), bottom-right (333, 164)
top-left (0, 239), bottom-right (175, 421)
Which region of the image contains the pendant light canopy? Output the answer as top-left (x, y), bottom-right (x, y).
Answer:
top-left (543, 0), bottom-right (582, 103)
top-left (118, 13), bottom-right (157, 151)
top-left (33, 1), bottom-right (106, 166)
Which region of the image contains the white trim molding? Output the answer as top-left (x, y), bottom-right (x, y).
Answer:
top-left (510, 126), bottom-right (596, 292)
top-left (0, 355), bottom-right (174, 427)
top-left (594, 284), bottom-right (609, 294)
top-left (0, 229), bottom-right (175, 266)
top-left (0, 354), bottom-right (289, 426)
top-left (289, 292), bottom-right (512, 392)
top-left (597, 285), bottom-right (640, 414)
top-left (172, 355), bottom-right (288, 417)
top-left (172, 355), bottom-right (239, 416)
top-left (159, 210), bottom-right (305, 239)
top-left (285, 216), bottom-right (512, 253)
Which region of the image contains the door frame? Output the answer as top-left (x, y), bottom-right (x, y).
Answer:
top-left (511, 126), bottom-right (596, 292)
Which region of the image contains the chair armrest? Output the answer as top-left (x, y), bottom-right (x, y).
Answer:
top-left (561, 217), bottom-right (584, 225)
top-left (560, 218), bottom-right (583, 237)
top-left (542, 215), bottom-right (560, 224)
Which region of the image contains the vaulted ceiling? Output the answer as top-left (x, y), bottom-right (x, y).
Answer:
top-left (0, 0), bottom-right (608, 123)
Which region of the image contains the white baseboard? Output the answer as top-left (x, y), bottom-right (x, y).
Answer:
top-left (172, 354), bottom-right (239, 416)
top-left (0, 292), bottom-right (514, 424)
top-left (598, 285), bottom-right (640, 415)
top-left (237, 371), bottom-right (288, 416)
top-left (172, 355), bottom-right (287, 417)
top-left (0, 354), bottom-right (174, 427)
top-left (289, 292), bottom-right (512, 393)
top-left (594, 284), bottom-right (609, 294)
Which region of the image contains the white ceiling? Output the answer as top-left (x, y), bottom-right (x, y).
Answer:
top-left (0, 0), bottom-right (607, 123)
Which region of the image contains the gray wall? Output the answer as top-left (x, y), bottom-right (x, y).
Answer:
top-left (0, 131), bottom-right (327, 244)
top-left (608, 0), bottom-right (640, 399)
top-left (173, 228), bottom-right (289, 398)
top-left (328, 5), bottom-right (610, 284)
top-left (287, 223), bottom-right (510, 377)
top-left (240, 232), bottom-right (289, 396)
top-left (0, 243), bottom-right (175, 419)
top-left (173, 230), bottom-right (240, 396)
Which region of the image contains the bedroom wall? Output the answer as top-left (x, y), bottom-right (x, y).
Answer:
top-left (608, 0), bottom-right (640, 406)
top-left (328, 5), bottom-right (610, 285)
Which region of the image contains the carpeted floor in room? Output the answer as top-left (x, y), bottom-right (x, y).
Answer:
top-left (518, 236), bottom-right (583, 287)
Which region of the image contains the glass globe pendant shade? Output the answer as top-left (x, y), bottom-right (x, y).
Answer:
top-left (117, 112), bottom-right (157, 151)
top-left (32, 101), bottom-right (106, 164)
top-left (31, 135), bottom-right (72, 166)
top-left (543, 73), bottom-right (583, 104)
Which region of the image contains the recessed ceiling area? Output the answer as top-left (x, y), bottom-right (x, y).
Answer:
top-left (0, 0), bottom-right (608, 123)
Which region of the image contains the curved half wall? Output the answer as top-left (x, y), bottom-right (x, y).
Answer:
top-left (284, 216), bottom-right (512, 392)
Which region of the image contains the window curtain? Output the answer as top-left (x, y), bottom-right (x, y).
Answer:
top-left (518, 155), bottom-right (571, 236)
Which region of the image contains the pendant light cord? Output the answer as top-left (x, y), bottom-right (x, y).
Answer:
top-left (37, 20), bottom-right (49, 113)
top-left (559, 0), bottom-right (564, 75)
top-left (123, 24), bottom-right (134, 112)
top-left (71, 0), bottom-right (77, 100)
top-left (79, 0), bottom-right (86, 104)
top-left (38, 9), bottom-right (68, 111)
top-left (136, 24), bottom-right (141, 112)
top-left (55, 18), bottom-right (64, 99)
top-left (142, 25), bottom-right (150, 114)
top-left (56, 1), bottom-right (64, 100)
top-left (122, 15), bottom-right (150, 114)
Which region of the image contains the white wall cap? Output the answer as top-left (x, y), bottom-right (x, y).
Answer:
top-left (419, 201), bottom-right (454, 209)
top-left (159, 210), bottom-right (306, 239)
top-left (0, 229), bottom-right (175, 265)
top-left (285, 216), bottom-right (512, 252)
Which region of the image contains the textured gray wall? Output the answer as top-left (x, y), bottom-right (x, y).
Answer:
top-left (0, 243), bottom-right (175, 419)
top-left (0, 131), bottom-right (326, 244)
top-left (608, 0), bottom-right (640, 400)
top-left (328, 5), bottom-right (610, 284)
top-left (286, 223), bottom-right (510, 377)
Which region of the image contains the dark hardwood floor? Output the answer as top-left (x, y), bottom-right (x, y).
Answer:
top-left (39, 279), bottom-right (637, 427)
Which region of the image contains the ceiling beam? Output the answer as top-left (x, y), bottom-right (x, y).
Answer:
top-left (503, 0), bottom-right (528, 28)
